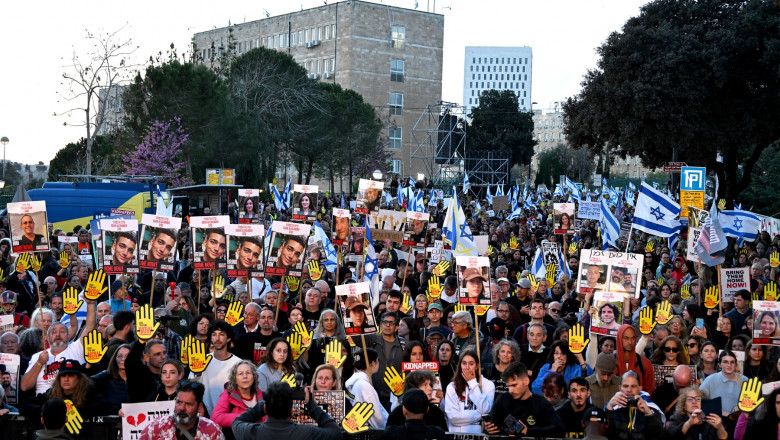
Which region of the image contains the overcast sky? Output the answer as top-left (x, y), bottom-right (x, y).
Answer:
top-left (0, 0), bottom-right (648, 166)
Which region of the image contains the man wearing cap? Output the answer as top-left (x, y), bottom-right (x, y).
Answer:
top-left (586, 353), bottom-right (621, 409)
top-left (423, 325), bottom-right (448, 359)
top-left (102, 279), bottom-right (132, 314)
top-left (380, 388), bottom-right (447, 440)
top-left (460, 267), bottom-right (488, 305)
top-left (424, 303), bottom-right (448, 333)
top-left (582, 407), bottom-right (609, 440)
top-left (1, 290), bottom-right (30, 330)
top-left (506, 278), bottom-right (534, 324)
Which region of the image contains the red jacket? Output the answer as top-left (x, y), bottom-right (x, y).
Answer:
top-left (615, 324), bottom-right (656, 393)
top-left (211, 386), bottom-right (263, 428)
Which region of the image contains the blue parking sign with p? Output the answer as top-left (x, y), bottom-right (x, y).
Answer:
top-left (681, 167), bottom-right (706, 191)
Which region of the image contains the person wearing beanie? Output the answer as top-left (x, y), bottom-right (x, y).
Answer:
top-left (100, 279), bottom-right (132, 314)
top-left (380, 388), bottom-right (447, 440)
top-left (586, 353), bottom-right (621, 409)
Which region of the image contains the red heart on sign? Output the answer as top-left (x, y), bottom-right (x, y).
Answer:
top-left (127, 415), bottom-right (137, 427)
top-left (137, 414), bottom-right (146, 424)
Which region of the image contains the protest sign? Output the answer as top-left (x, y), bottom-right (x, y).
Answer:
top-left (121, 401), bottom-right (175, 440)
top-left (139, 214), bottom-right (181, 271)
top-left (473, 235), bottom-right (489, 257)
top-left (0, 353), bottom-right (20, 404)
top-left (427, 240), bottom-right (443, 264)
top-left (226, 224), bottom-right (265, 279)
top-left (238, 188), bottom-right (260, 224)
top-left (752, 301), bottom-right (780, 346)
top-left (720, 267), bottom-right (750, 303)
top-left (355, 179), bottom-right (383, 215)
top-left (190, 216), bottom-right (230, 271)
top-left (591, 291), bottom-right (623, 336)
top-left (331, 208), bottom-right (351, 246)
top-left (265, 221), bottom-right (311, 278)
top-left (293, 184), bottom-right (319, 222)
top-left (336, 282), bottom-right (377, 335)
top-left (687, 227), bottom-right (702, 263)
top-left (0, 314), bottom-right (12, 332)
top-left (492, 196), bottom-right (509, 211)
top-left (100, 218), bottom-right (139, 275)
top-left (541, 240), bottom-right (560, 267)
top-left (403, 211), bottom-right (429, 248)
top-left (456, 256), bottom-right (491, 305)
top-left (368, 209), bottom-right (405, 243)
top-left (554, 203), bottom-right (576, 235)
top-left (578, 249), bottom-right (643, 298)
top-left (577, 201), bottom-right (601, 220)
top-left (348, 227), bottom-right (366, 257)
top-left (293, 390), bottom-right (346, 426)
top-left (8, 200), bottom-right (50, 253)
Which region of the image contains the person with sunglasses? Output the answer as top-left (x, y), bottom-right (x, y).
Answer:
top-left (365, 311), bottom-right (406, 409)
top-left (650, 335), bottom-right (689, 367)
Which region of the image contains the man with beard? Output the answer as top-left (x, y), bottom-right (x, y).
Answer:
top-left (190, 320), bottom-right (242, 415)
top-left (20, 297), bottom-right (96, 394)
top-left (139, 380), bottom-right (224, 440)
top-left (556, 377), bottom-right (594, 438)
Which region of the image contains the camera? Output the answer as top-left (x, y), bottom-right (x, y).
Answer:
top-left (504, 415), bottom-right (526, 436)
top-left (626, 397), bottom-right (638, 407)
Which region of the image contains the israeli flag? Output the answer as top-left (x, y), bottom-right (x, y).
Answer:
top-left (362, 218), bottom-right (381, 304)
top-left (557, 247), bottom-right (572, 280)
top-left (270, 183), bottom-right (284, 210)
top-left (554, 185), bottom-right (564, 197)
top-left (414, 191), bottom-right (425, 212)
top-left (530, 248), bottom-right (546, 279)
top-left (564, 177), bottom-right (580, 201)
top-left (408, 191), bottom-right (417, 212)
top-left (507, 207), bottom-right (523, 220)
top-left (429, 190), bottom-right (438, 206)
top-left (694, 201), bottom-right (727, 266)
top-left (463, 172), bottom-right (471, 194)
top-left (155, 185), bottom-right (173, 217)
top-left (602, 177), bottom-right (608, 188)
top-left (625, 188), bottom-right (636, 207)
top-left (600, 198), bottom-right (620, 250)
top-left (720, 210), bottom-right (761, 242)
top-left (486, 186), bottom-right (493, 205)
top-left (628, 182), bottom-right (637, 191)
top-left (632, 181), bottom-right (682, 238)
top-left (281, 177), bottom-right (292, 210)
top-left (734, 201), bottom-right (742, 211)
top-left (442, 188), bottom-right (478, 256)
top-left (495, 185), bottom-right (504, 197)
top-left (314, 221), bottom-right (339, 273)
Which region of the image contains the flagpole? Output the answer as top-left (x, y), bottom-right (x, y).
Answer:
top-left (624, 225), bottom-right (634, 253)
top-left (716, 264), bottom-right (723, 317)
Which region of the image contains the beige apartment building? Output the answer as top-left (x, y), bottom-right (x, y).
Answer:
top-left (192, 0), bottom-right (444, 183)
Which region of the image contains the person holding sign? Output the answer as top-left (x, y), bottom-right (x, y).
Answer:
top-left (734, 386), bottom-right (780, 439)
top-left (231, 381), bottom-right (341, 440)
top-left (345, 348), bottom-right (389, 428)
top-left (139, 380), bottom-right (224, 440)
top-left (22, 359), bottom-right (108, 422)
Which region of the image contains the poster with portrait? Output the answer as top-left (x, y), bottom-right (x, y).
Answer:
top-left (265, 221), bottom-right (311, 278)
top-left (752, 301), bottom-right (780, 346)
top-left (554, 203), bottom-right (576, 235)
top-left (368, 209), bottom-right (405, 243)
top-left (355, 179), bottom-right (384, 215)
top-left (293, 184), bottom-right (319, 222)
top-left (578, 249), bottom-right (643, 299)
top-left (226, 224), bottom-right (265, 279)
top-left (238, 188), bottom-right (260, 224)
top-left (139, 214), bottom-right (182, 271)
top-left (331, 208), bottom-right (351, 246)
top-left (720, 266), bottom-right (750, 304)
top-left (403, 212), bottom-right (430, 248)
top-left (456, 256), bottom-right (491, 305)
top-left (100, 218), bottom-right (139, 275)
top-left (336, 282), bottom-right (377, 335)
top-left (591, 291), bottom-right (623, 336)
top-left (7, 200), bottom-right (50, 253)
top-left (292, 390), bottom-right (346, 426)
top-left (349, 227), bottom-right (366, 256)
top-left (0, 352), bottom-right (20, 404)
top-left (190, 216), bottom-right (230, 271)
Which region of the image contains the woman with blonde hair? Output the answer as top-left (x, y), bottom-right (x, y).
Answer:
top-left (312, 364), bottom-right (341, 391)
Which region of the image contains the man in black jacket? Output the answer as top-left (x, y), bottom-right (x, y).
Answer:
top-left (486, 361), bottom-right (565, 438)
top-left (232, 382), bottom-right (341, 440)
top-left (381, 389), bottom-right (447, 440)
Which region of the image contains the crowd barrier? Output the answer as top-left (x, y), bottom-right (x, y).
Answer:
top-left (0, 414), bottom-right (577, 440)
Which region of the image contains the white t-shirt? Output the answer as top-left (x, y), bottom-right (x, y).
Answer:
top-left (190, 354), bottom-right (242, 415)
top-left (25, 340), bottom-right (85, 395)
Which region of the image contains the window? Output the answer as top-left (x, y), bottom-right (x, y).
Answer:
top-left (391, 59), bottom-right (405, 82)
top-left (330, 58), bottom-right (335, 72)
top-left (317, 60), bottom-right (321, 73)
top-left (391, 159), bottom-right (403, 175)
top-left (389, 127), bottom-right (402, 149)
top-left (325, 25), bottom-right (329, 39)
top-left (332, 25), bottom-right (336, 38)
top-left (305, 29), bottom-right (310, 42)
top-left (392, 25), bottom-right (405, 49)
top-left (389, 93), bottom-right (403, 115)
top-left (298, 31), bottom-right (303, 45)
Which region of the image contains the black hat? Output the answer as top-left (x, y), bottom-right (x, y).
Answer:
top-left (425, 326), bottom-right (447, 338)
top-left (402, 388), bottom-right (429, 414)
top-left (58, 359), bottom-right (83, 375)
top-left (583, 407), bottom-right (607, 424)
top-left (489, 317), bottom-right (506, 339)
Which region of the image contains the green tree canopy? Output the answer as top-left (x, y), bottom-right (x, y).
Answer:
top-left (563, 0), bottom-right (780, 202)
top-left (467, 90), bottom-right (537, 167)
top-left (534, 143), bottom-right (595, 189)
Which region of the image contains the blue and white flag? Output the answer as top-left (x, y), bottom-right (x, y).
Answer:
top-left (524, 194), bottom-right (535, 210)
top-left (313, 221), bottom-right (339, 273)
top-left (507, 207), bottom-right (523, 220)
top-left (408, 177), bottom-right (416, 188)
top-left (442, 188), bottom-right (478, 256)
top-left (429, 190), bottom-right (438, 207)
top-left (396, 182), bottom-right (404, 205)
top-left (554, 184), bottom-right (564, 197)
top-left (694, 201), bottom-right (727, 266)
top-left (564, 177), bottom-right (580, 201)
top-left (340, 193), bottom-right (347, 209)
top-left (155, 185), bottom-right (173, 217)
top-left (652, 182), bottom-right (659, 189)
top-left (495, 185), bottom-right (504, 197)
top-left (530, 248), bottom-right (546, 279)
top-left (281, 177), bottom-right (292, 210)
top-left (600, 198), bottom-right (620, 250)
top-left (463, 172), bottom-right (471, 194)
top-left (720, 210), bottom-right (761, 242)
top-left (625, 188), bottom-right (636, 207)
top-left (632, 181), bottom-right (681, 238)
top-left (486, 186), bottom-right (493, 205)
top-left (362, 217), bottom-right (381, 303)
top-left (413, 191), bottom-right (425, 212)
top-left (628, 181), bottom-right (637, 191)
top-left (602, 177), bottom-right (608, 188)
top-left (270, 183), bottom-right (284, 210)
top-left (557, 247), bottom-right (572, 280)
top-left (734, 201), bottom-right (742, 211)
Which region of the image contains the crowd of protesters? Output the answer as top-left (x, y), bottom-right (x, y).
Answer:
top-left (0, 179), bottom-right (779, 440)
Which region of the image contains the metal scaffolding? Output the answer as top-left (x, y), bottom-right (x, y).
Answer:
top-left (410, 101), bottom-right (467, 188)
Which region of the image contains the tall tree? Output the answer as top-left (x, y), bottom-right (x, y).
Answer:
top-left (123, 117), bottom-right (192, 187)
top-left (467, 90), bottom-right (537, 167)
top-left (58, 27), bottom-right (138, 178)
top-left (48, 134), bottom-right (127, 181)
top-left (563, 0), bottom-right (780, 202)
top-left (534, 143), bottom-right (595, 188)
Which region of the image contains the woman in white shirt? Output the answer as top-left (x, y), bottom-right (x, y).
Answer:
top-left (344, 348), bottom-right (388, 428)
top-left (444, 348), bottom-right (495, 433)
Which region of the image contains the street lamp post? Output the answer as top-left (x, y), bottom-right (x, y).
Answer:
top-left (0, 137), bottom-right (8, 178)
